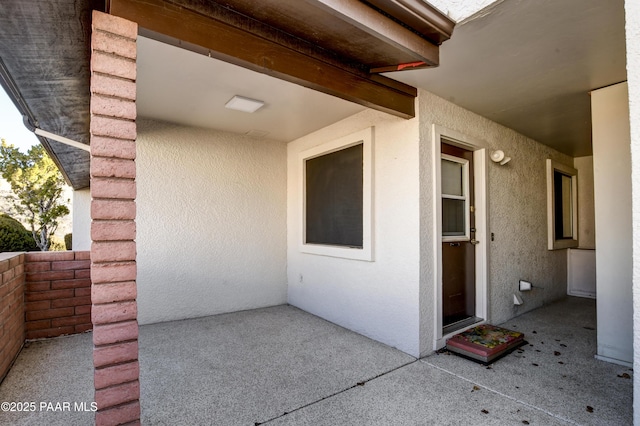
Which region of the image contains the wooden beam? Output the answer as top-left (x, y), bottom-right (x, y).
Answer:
top-left (304, 0), bottom-right (439, 66)
top-left (108, 0), bottom-right (417, 118)
top-left (362, 0), bottom-right (456, 45)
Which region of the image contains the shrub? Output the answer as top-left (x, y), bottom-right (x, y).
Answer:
top-left (64, 233), bottom-right (72, 250)
top-left (0, 214), bottom-right (38, 252)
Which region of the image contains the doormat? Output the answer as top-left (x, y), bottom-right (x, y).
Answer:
top-left (446, 324), bottom-right (525, 364)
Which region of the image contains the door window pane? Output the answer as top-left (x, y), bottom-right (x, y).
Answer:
top-left (442, 198), bottom-right (465, 236)
top-left (442, 159), bottom-right (463, 196)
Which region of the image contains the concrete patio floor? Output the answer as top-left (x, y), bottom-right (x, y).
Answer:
top-left (0, 297), bottom-right (632, 425)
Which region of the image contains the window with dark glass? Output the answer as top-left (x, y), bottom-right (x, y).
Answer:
top-left (546, 159), bottom-right (578, 250)
top-left (305, 144), bottom-right (363, 248)
top-left (553, 170), bottom-right (574, 240)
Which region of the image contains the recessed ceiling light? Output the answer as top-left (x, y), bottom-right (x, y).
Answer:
top-left (225, 95), bottom-right (265, 113)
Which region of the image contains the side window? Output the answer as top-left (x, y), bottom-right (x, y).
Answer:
top-left (547, 159), bottom-right (578, 250)
top-left (305, 144), bottom-right (363, 248)
top-left (299, 127), bottom-right (374, 261)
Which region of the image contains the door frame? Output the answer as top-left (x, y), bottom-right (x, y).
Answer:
top-left (432, 124), bottom-right (489, 349)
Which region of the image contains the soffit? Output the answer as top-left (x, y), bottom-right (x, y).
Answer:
top-left (9, 1), bottom-right (622, 185)
top-left (0, 0), bottom-right (104, 189)
top-left (208, 1), bottom-right (412, 69)
top-left (109, 0), bottom-right (454, 118)
top-left (164, 0), bottom-right (453, 68)
top-left (136, 36), bottom-right (367, 143)
top-left (0, 0), bottom-right (452, 189)
top-left (388, 0), bottom-right (626, 157)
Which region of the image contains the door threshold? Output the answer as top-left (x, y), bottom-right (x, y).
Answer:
top-left (443, 316), bottom-right (483, 336)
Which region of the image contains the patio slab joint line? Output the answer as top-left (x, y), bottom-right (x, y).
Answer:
top-left (421, 360), bottom-right (580, 425)
top-left (256, 358), bottom-right (419, 425)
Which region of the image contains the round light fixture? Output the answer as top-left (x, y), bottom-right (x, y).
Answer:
top-left (490, 150), bottom-right (505, 163)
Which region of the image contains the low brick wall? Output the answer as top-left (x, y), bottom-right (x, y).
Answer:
top-left (0, 253), bottom-right (25, 382)
top-left (25, 251), bottom-right (92, 339)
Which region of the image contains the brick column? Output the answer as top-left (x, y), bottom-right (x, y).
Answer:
top-left (90, 11), bottom-right (140, 426)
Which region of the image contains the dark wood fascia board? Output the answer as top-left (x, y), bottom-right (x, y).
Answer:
top-left (362, 0), bottom-right (455, 45)
top-left (108, 0), bottom-right (417, 118)
top-left (304, 0), bottom-right (439, 66)
top-left (151, 0), bottom-right (361, 74)
top-left (167, 0), bottom-right (432, 70)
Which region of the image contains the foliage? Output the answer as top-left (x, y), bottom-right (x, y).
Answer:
top-left (64, 233), bottom-right (72, 250)
top-left (0, 139), bottom-right (70, 251)
top-left (0, 214), bottom-right (38, 252)
top-left (49, 236), bottom-right (66, 252)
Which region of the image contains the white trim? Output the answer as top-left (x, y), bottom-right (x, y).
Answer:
top-left (473, 148), bottom-right (489, 324)
top-left (546, 159), bottom-right (579, 250)
top-left (298, 127), bottom-right (375, 261)
top-left (432, 124), bottom-right (489, 350)
top-left (34, 128), bottom-right (90, 152)
top-left (441, 153), bottom-right (470, 241)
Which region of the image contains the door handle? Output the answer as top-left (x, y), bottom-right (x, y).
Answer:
top-left (470, 239), bottom-right (480, 245)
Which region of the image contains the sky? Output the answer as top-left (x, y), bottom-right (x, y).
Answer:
top-left (0, 87), bottom-right (39, 152)
top-left (0, 87), bottom-right (73, 237)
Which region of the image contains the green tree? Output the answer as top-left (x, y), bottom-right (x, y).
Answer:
top-left (0, 139), bottom-right (70, 251)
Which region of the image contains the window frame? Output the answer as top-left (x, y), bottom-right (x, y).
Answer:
top-left (441, 153), bottom-right (470, 242)
top-left (546, 159), bottom-right (578, 250)
top-left (299, 127), bottom-right (374, 261)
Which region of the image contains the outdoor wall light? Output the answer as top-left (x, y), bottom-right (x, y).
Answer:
top-left (490, 150), bottom-right (511, 165)
top-left (225, 95), bottom-right (265, 113)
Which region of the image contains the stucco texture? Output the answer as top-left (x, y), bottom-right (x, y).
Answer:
top-left (136, 119), bottom-right (287, 324)
top-left (288, 89), bottom-right (575, 358)
top-left (625, 0), bottom-right (640, 419)
top-left (574, 156), bottom-right (595, 249)
top-left (418, 89), bottom-right (573, 355)
top-left (287, 109), bottom-right (422, 356)
top-left (72, 188), bottom-right (91, 251)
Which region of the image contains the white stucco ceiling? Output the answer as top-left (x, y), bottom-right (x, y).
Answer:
top-left (137, 0), bottom-right (626, 156)
top-left (390, 0), bottom-right (626, 157)
top-left (136, 36), bottom-right (365, 143)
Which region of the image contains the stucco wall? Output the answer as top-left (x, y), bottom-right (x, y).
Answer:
top-left (592, 83), bottom-right (633, 366)
top-left (288, 90), bottom-right (574, 357)
top-left (574, 156), bottom-right (596, 249)
top-left (72, 189), bottom-right (91, 251)
top-left (418, 89), bottom-right (573, 354)
top-left (627, 0), bottom-right (640, 418)
top-left (287, 109), bottom-right (422, 356)
top-left (136, 119), bottom-right (287, 324)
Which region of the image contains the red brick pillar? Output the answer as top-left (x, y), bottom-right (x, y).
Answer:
top-left (90, 11), bottom-right (140, 426)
